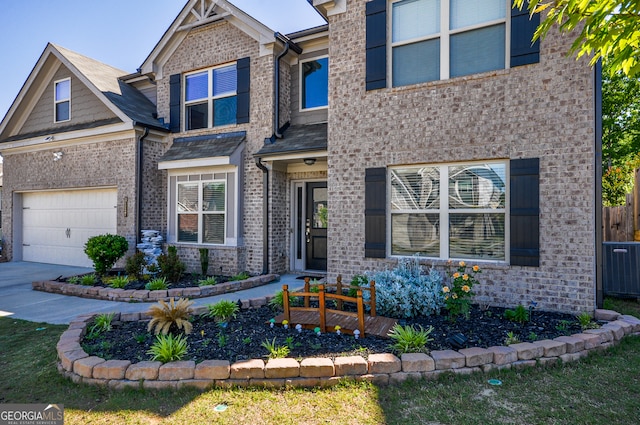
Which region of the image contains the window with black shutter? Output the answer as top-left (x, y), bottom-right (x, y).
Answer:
top-left (510, 158), bottom-right (540, 266)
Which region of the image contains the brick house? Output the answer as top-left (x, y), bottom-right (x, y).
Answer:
top-left (0, 0), bottom-right (601, 313)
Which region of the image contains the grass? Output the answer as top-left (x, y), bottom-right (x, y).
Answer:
top-left (1, 299), bottom-right (640, 424)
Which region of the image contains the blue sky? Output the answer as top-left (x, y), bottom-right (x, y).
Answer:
top-left (0, 0), bottom-right (325, 124)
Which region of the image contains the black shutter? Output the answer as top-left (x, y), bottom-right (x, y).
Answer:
top-left (510, 158), bottom-right (540, 266)
top-left (236, 57), bottom-right (250, 124)
top-left (169, 74), bottom-right (181, 133)
top-left (511, 6), bottom-right (540, 67)
top-left (366, 0), bottom-right (387, 91)
top-left (365, 167), bottom-right (386, 258)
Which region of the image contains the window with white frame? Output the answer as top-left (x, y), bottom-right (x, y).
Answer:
top-left (390, 0), bottom-right (507, 87)
top-left (176, 174), bottom-right (228, 244)
top-left (300, 56), bottom-right (328, 110)
top-left (54, 78), bottom-right (71, 122)
top-left (184, 63), bottom-right (237, 130)
top-left (390, 161), bottom-right (507, 261)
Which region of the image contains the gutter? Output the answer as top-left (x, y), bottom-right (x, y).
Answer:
top-left (255, 157), bottom-right (269, 274)
top-left (594, 61), bottom-right (603, 309)
top-left (273, 33), bottom-right (302, 139)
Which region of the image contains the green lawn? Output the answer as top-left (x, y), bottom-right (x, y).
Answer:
top-left (1, 300), bottom-right (639, 424)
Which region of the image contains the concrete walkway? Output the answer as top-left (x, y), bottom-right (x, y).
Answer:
top-left (0, 261), bottom-right (301, 325)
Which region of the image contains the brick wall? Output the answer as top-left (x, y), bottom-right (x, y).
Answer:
top-left (324, 2), bottom-right (596, 313)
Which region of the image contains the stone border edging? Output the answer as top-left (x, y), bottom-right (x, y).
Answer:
top-left (33, 274), bottom-right (280, 302)
top-left (56, 307), bottom-right (640, 390)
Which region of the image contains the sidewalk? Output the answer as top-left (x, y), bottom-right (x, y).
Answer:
top-left (0, 262), bottom-right (301, 324)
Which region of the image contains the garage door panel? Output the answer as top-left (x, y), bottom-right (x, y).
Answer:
top-left (22, 189), bottom-right (117, 267)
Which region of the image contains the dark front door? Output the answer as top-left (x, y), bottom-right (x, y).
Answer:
top-left (306, 182), bottom-right (327, 271)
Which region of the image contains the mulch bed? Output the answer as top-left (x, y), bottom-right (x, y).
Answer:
top-left (82, 304), bottom-right (583, 364)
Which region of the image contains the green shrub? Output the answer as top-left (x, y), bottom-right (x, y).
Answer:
top-left (108, 275), bottom-right (129, 289)
top-left (261, 337), bottom-right (290, 359)
top-left (387, 324), bottom-right (433, 354)
top-left (67, 276), bottom-right (81, 285)
top-left (504, 304), bottom-right (530, 323)
top-left (577, 312), bottom-right (600, 330)
top-left (230, 271), bottom-right (250, 281)
top-left (348, 274), bottom-right (368, 297)
top-left (207, 300), bottom-right (239, 324)
top-left (84, 234), bottom-right (129, 275)
top-left (88, 313), bottom-right (115, 338)
top-left (125, 251), bottom-right (147, 281)
top-left (157, 246), bottom-right (186, 283)
top-left (147, 333), bottom-right (188, 363)
top-left (268, 290), bottom-right (294, 311)
top-left (145, 277), bottom-right (168, 291)
top-left (80, 274), bottom-right (97, 286)
top-left (147, 297), bottom-right (193, 335)
top-left (198, 276), bottom-right (218, 286)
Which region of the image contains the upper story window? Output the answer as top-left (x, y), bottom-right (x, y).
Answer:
top-left (54, 78), bottom-right (71, 122)
top-left (300, 56), bottom-right (328, 110)
top-left (184, 63), bottom-right (237, 130)
top-left (390, 0), bottom-right (507, 87)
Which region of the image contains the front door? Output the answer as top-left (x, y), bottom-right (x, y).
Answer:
top-left (305, 182), bottom-right (327, 271)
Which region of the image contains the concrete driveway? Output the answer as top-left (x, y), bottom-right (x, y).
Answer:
top-left (0, 261), bottom-right (287, 325)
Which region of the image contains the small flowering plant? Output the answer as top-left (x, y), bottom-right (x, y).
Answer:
top-left (442, 261), bottom-right (481, 320)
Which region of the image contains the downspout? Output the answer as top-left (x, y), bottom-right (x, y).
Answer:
top-left (594, 61), bottom-right (603, 309)
top-left (255, 157), bottom-right (269, 274)
top-left (274, 36), bottom-right (290, 139)
top-left (137, 127), bottom-right (150, 244)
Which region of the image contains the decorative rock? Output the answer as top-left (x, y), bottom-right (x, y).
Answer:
top-left (458, 347), bottom-right (493, 367)
top-left (400, 353), bottom-right (435, 372)
top-left (125, 361), bottom-right (162, 380)
top-left (264, 358), bottom-right (300, 379)
top-left (487, 346), bottom-right (518, 365)
top-left (195, 360), bottom-right (230, 380)
top-left (300, 357), bottom-right (335, 377)
top-left (158, 361), bottom-right (195, 380)
top-left (333, 356), bottom-right (368, 376)
top-left (230, 359), bottom-right (265, 379)
top-left (430, 350), bottom-right (466, 370)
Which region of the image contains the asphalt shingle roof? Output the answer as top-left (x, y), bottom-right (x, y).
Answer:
top-left (159, 131), bottom-right (246, 162)
top-left (254, 123), bottom-right (327, 157)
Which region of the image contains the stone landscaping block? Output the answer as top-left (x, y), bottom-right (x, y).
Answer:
top-left (82, 378), bottom-right (109, 387)
top-left (264, 358), bottom-right (300, 378)
top-left (554, 336), bottom-right (585, 353)
top-left (595, 309), bottom-right (619, 321)
top-left (192, 306), bottom-right (208, 316)
top-left (572, 333), bottom-right (602, 349)
top-left (300, 357), bottom-right (335, 377)
top-left (619, 315), bottom-right (640, 333)
top-left (610, 319), bottom-right (634, 335)
top-left (120, 312), bottom-right (140, 322)
top-left (59, 349), bottom-right (89, 371)
top-left (401, 353), bottom-right (435, 372)
top-left (584, 328), bottom-right (614, 343)
top-left (199, 285), bottom-right (219, 296)
top-left (98, 287), bottom-right (112, 298)
top-left (214, 379), bottom-right (250, 388)
top-left (158, 361), bottom-right (195, 380)
top-left (143, 380), bottom-right (178, 390)
top-left (240, 300), bottom-right (251, 309)
top-left (195, 360), bottom-right (230, 380)
top-left (183, 287), bottom-right (201, 297)
top-left (108, 289), bottom-right (124, 299)
top-left (249, 297), bottom-right (267, 307)
top-left (178, 380), bottom-right (214, 390)
top-left (118, 290), bottom-right (135, 300)
top-left (168, 288), bottom-right (183, 298)
top-left (533, 339), bottom-right (566, 357)
top-left (487, 346), bottom-right (518, 365)
top-left (57, 339), bottom-right (82, 353)
top-left (602, 322), bottom-right (625, 340)
top-left (389, 372), bottom-right (422, 383)
top-left (356, 374), bottom-right (390, 386)
top-left (422, 370), bottom-right (449, 380)
top-left (61, 328), bottom-right (84, 340)
top-left (368, 353), bottom-right (401, 374)
top-left (458, 347), bottom-right (493, 367)
top-left (230, 359), bottom-right (265, 379)
top-left (108, 380), bottom-right (141, 390)
top-left (250, 378), bottom-right (286, 388)
top-left (93, 360), bottom-right (131, 380)
top-left (430, 350), bottom-right (466, 370)
top-left (452, 367), bottom-right (480, 375)
top-left (32, 281), bottom-right (44, 289)
top-left (132, 290), bottom-right (148, 300)
top-left (480, 363), bottom-right (511, 373)
top-left (511, 360), bottom-right (536, 370)
top-left (73, 356), bottom-right (105, 378)
top-left (334, 356), bottom-right (368, 375)
top-left (148, 290), bottom-right (168, 300)
top-left (125, 361), bottom-right (162, 380)
top-left (538, 357), bottom-right (559, 367)
top-left (86, 287), bottom-right (100, 296)
top-left (509, 342), bottom-right (544, 360)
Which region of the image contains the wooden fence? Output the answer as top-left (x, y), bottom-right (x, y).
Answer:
top-left (603, 193), bottom-right (634, 242)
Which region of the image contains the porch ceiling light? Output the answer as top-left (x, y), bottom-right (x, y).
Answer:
top-left (303, 158), bottom-right (316, 166)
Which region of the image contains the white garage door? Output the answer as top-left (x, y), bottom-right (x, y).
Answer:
top-left (22, 189), bottom-right (117, 267)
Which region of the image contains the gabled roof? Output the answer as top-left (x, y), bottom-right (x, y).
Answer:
top-left (140, 0), bottom-right (276, 79)
top-left (255, 123), bottom-right (327, 157)
top-left (0, 43), bottom-right (166, 142)
top-left (158, 131), bottom-right (245, 169)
